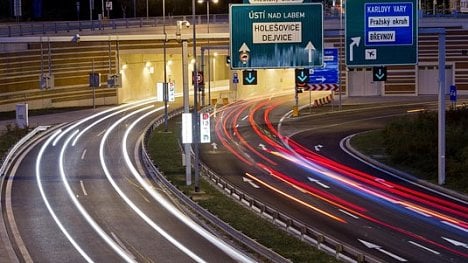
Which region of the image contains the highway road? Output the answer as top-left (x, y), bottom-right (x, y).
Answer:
top-left (2, 99), bottom-right (255, 262)
top-left (202, 96), bottom-right (468, 263)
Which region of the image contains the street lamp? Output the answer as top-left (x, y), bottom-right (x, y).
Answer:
top-left (198, 0), bottom-right (218, 106)
top-left (192, 0), bottom-right (201, 192)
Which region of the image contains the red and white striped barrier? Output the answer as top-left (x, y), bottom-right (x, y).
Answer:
top-left (304, 84), bottom-right (339, 91)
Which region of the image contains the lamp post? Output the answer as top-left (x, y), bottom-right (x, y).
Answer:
top-left (197, 0), bottom-right (218, 106)
top-left (192, 0), bottom-right (201, 192)
top-left (163, 0), bottom-right (168, 132)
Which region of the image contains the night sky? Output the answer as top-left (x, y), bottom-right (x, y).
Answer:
top-left (1, 0), bottom-right (244, 21)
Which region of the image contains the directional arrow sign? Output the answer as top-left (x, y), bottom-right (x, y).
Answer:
top-left (373, 66), bottom-right (387, 81)
top-left (243, 70), bottom-right (257, 85)
top-left (295, 68), bottom-right (309, 87)
top-left (305, 41), bottom-right (316, 63)
top-left (230, 3), bottom-right (323, 69)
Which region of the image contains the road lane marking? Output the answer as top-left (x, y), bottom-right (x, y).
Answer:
top-left (81, 149), bottom-right (87, 160)
top-left (339, 209), bottom-right (359, 219)
top-left (243, 175), bottom-right (260, 189)
top-left (307, 177), bottom-right (330, 188)
top-left (359, 239), bottom-right (407, 262)
top-left (80, 180), bottom-right (88, 196)
top-left (442, 237), bottom-right (468, 248)
top-left (409, 241), bottom-right (440, 255)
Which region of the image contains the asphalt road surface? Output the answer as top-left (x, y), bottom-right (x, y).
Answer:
top-left (3, 99), bottom-right (255, 262)
top-left (201, 96), bottom-right (467, 263)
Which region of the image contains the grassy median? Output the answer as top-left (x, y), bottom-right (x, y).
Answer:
top-left (147, 115), bottom-right (338, 263)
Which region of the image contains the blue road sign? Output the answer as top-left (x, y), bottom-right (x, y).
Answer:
top-left (450, 85), bottom-right (457, 102)
top-left (365, 2), bottom-right (414, 46)
top-left (346, 0), bottom-right (418, 66)
top-left (233, 73), bottom-right (239, 84)
top-left (230, 3), bottom-right (323, 69)
top-left (308, 48), bottom-right (339, 84)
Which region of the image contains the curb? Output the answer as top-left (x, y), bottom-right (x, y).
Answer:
top-left (341, 132), bottom-right (468, 203)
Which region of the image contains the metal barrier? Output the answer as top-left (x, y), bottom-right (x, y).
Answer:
top-left (141, 107), bottom-right (382, 263)
top-left (141, 107), bottom-right (290, 263)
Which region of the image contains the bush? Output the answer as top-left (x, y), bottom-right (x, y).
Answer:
top-left (382, 107), bottom-right (468, 192)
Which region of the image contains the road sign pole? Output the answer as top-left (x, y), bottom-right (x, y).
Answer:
top-left (438, 30), bottom-right (446, 185)
top-left (182, 40), bottom-right (192, 186)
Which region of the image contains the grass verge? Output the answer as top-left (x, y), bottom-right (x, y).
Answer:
top-left (351, 129), bottom-right (468, 194)
top-left (147, 116), bottom-right (338, 263)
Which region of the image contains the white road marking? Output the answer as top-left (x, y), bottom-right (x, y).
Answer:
top-left (243, 176), bottom-right (260, 189)
top-left (409, 241), bottom-right (440, 255)
top-left (339, 209), bottom-right (359, 219)
top-left (307, 177), bottom-right (330, 188)
top-left (442, 237), bottom-right (468, 248)
top-left (81, 149), bottom-right (87, 160)
top-left (359, 239), bottom-right (407, 262)
top-left (80, 180), bottom-right (88, 196)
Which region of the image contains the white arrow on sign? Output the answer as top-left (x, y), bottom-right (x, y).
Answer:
top-left (442, 237), bottom-right (468, 248)
top-left (307, 177), bottom-right (330, 188)
top-left (349, 37), bottom-right (361, 62)
top-left (243, 177), bottom-right (260, 189)
top-left (239, 42), bottom-right (250, 53)
top-left (314, 144), bottom-right (323, 151)
top-left (211, 142), bottom-right (218, 151)
top-left (258, 143), bottom-right (267, 151)
top-left (305, 41), bottom-right (316, 63)
top-left (359, 239), bottom-right (407, 262)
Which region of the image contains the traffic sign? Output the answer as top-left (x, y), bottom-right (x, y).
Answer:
top-left (233, 72), bottom-right (239, 84)
top-left (230, 3), bottom-right (323, 69)
top-left (373, 66), bottom-right (387, 81)
top-left (346, 0), bottom-right (418, 66)
top-left (192, 71), bottom-right (204, 85)
top-left (450, 85), bottom-right (457, 102)
top-left (243, 70), bottom-right (257, 85)
top-left (309, 48), bottom-right (339, 84)
top-left (295, 69), bottom-right (309, 87)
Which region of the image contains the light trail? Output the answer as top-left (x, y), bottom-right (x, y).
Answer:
top-left (36, 129), bottom-right (94, 263)
top-left (121, 107), bottom-right (256, 263)
top-left (59, 129), bottom-right (138, 262)
top-left (99, 105), bottom-right (208, 263)
top-left (214, 97), bottom-right (468, 258)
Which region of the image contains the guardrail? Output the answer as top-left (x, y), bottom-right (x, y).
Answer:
top-left (140, 108), bottom-right (290, 263)
top-left (141, 107), bottom-right (383, 263)
top-left (0, 15), bottom-right (228, 37)
top-left (0, 126), bottom-right (49, 177)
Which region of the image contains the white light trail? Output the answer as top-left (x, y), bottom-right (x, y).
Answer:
top-left (121, 108), bottom-right (256, 263)
top-left (59, 130), bottom-right (137, 262)
top-left (35, 129), bottom-right (94, 263)
top-left (99, 106), bottom-right (208, 263)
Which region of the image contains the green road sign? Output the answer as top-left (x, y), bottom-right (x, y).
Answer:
top-left (345, 0), bottom-right (418, 67)
top-left (230, 3), bottom-right (323, 69)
